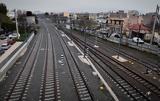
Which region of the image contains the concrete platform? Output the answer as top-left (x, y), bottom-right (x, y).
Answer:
top-left (0, 42), bottom-right (22, 64)
top-left (67, 41), bottom-right (74, 46)
top-left (78, 55), bottom-right (90, 65)
top-left (112, 55), bottom-right (128, 62)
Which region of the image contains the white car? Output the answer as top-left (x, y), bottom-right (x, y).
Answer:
top-left (9, 33), bottom-right (18, 39)
top-left (132, 37), bottom-right (144, 44)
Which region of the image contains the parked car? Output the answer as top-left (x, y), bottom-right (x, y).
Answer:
top-left (8, 33), bottom-right (18, 39)
top-left (0, 35), bottom-right (6, 40)
top-left (1, 43), bottom-right (11, 50)
top-left (132, 37), bottom-right (144, 44)
top-left (0, 46), bottom-right (5, 55)
top-left (7, 39), bottom-right (16, 45)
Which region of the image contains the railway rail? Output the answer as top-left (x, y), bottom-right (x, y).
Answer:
top-left (39, 29), bottom-right (60, 101)
top-left (4, 31), bottom-right (42, 101)
top-left (64, 29), bottom-right (160, 75)
top-left (62, 29), bottom-right (160, 101)
top-left (53, 27), bottom-right (94, 101)
top-left (86, 36), bottom-right (160, 74)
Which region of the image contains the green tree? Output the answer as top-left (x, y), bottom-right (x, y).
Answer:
top-left (26, 11), bottom-right (33, 16)
top-left (45, 12), bottom-right (49, 16)
top-left (0, 3), bottom-right (7, 15)
top-left (1, 22), bottom-right (16, 31)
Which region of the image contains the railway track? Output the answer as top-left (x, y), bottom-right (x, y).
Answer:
top-left (4, 31), bottom-right (43, 101)
top-left (39, 29), bottom-right (60, 101)
top-left (65, 29), bottom-right (160, 75)
top-left (72, 36), bottom-right (151, 101)
top-left (62, 30), bottom-right (160, 101)
top-left (86, 36), bottom-right (160, 74)
top-left (53, 27), bottom-right (94, 101)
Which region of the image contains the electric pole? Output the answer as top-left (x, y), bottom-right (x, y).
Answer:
top-left (150, 5), bottom-right (159, 45)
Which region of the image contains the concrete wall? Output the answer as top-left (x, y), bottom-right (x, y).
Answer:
top-left (0, 33), bottom-right (34, 81)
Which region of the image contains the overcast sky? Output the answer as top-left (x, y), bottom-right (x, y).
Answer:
top-left (1, 0), bottom-right (160, 13)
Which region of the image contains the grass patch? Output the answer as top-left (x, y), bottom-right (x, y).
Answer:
top-left (16, 33), bottom-right (30, 41)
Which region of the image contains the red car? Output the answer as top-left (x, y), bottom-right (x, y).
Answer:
top-left (7, 39), bottom-right (16, 45)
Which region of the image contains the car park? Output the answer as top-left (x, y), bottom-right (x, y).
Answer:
top-left (132, 37), bottom-right (144, 44)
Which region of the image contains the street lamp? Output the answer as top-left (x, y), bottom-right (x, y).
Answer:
top-left (15, 9), bottom-right (20, 39)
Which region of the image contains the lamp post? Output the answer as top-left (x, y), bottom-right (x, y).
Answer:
top-left (15, 9), bottom-right (20, 39)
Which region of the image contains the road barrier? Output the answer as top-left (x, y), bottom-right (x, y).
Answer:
top-left (0, 33), bottom-right (34, 81)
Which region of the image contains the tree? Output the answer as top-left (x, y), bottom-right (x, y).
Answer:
top-left (26, 11), bottom-right (33, 16)
top-left (78, 18), bottom-right (97, 30)
top-left (0, 3), bottom-right (7, 15)
top-left (1, 22), bottom-right (16, 32)
top-left (45, 12), bottom-right (49, 16)
top-left (0, 13), bottom-right (16, 32)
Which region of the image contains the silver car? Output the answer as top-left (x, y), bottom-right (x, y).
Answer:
top-left (1, 43), bottom-right (11, 50)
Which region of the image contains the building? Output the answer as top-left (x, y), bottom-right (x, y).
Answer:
top-left (142, 12), bottom-right (160, 42)
top-left (26, 16), bottom-right (36, 25)
top-left (69, 13), bottom-right (78, 20)
top-left (128, 23), bottom-right (150, 39)
top-left (77, 13), bottom-right (90, 20)
top-left (107, 10), bottom-right (127, 35)
top-left (7, 11), bottom-right (15, 19)
top-left (128, 10), bottom-right (139, 16)
top-left (89, 13), bottom-right (97, 21)
top-left (63, 12), bottom-right (70, 17)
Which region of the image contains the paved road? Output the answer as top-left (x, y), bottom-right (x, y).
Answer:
top-left (0, 17), bottom-right (113, 101)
